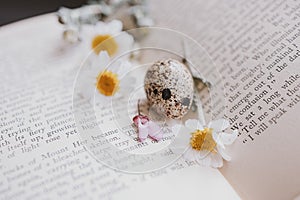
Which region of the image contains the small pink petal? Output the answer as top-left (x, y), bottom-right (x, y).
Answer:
top-left (133, 115), bottom-right (149, 126)
top-left (133, 115), bottom-right (150, 141)
top-left (137, 119), bottom-right (149, 141)
top-left (147, 121), bottom-right (164, 141)
top-left (133, 115), bottom-right (163, 142)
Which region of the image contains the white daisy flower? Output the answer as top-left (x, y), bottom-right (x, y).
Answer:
top-left (81, 20), bottom-right (134, 58)
top-left (79, 51), bottom-right (135, 104)
top-left (172, 119), bottom-right (238, 168)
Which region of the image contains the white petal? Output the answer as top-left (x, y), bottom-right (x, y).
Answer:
top-left (183, 148), bottom-right (198, 162)
top-left (147, 121), bottom-right (164, 141)
top-left (185, 119), bottom-right (203, 131)
top-left (99, 50), bottom-right (110, 61)
top-left (219, 130), bottom-right (238, 146)
top-left (208, 118), bottom-right (230, 132)
top-left (212, 131), bottom-right (221, 145)
top-left (80, 24), bottom-right (96, 38)
top-left (106, 20), bottom-right (123, 34)
top-left (88, 51), bottom-right (110, 74)
top-left (136, 119), bottom-right (149, 141)
top-left (94, 21), bottom-right (107, 32)
top-left (114, 60), bottom-right (132, 75)
top-left (210, 153), bottom-right (223, 168)
top-left (114, 32), bottom-right (134, 57)
top-left (96, 51), bottom-right (110, 69)
top-left (195, 152), bottom-right (212, 167)
top-left (217, 145), bottom-right (231, 161)
top-left (94, 20), bottom-right (122, 34)
top-left (79, 35), bottom-right (94, 58)
top-left (197, 149), bottom-right (210, 159)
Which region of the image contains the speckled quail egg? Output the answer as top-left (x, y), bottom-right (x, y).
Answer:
top-left (144, 58), bottom-right (194, 119)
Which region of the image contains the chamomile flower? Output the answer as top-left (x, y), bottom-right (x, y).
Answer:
top-left (79, 51), bottom-right (135, 104)
top-left (172, 119), bottom-right (238, 168)
top-left (81, 20), bottom-right (134, 58)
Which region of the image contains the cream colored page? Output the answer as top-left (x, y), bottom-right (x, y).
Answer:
top-left (0, 15), bottom-right (239, 199)
top-left (114, 165), bottom-right (239, 200)
top-left (150, 0), bottom-right (300, 199)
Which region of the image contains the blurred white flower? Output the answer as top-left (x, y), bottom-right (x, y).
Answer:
top-left (81, 20), bottom-right (134, 58)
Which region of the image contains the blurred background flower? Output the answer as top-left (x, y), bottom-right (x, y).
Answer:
top-left (0, 0), bottom-right (87, 25)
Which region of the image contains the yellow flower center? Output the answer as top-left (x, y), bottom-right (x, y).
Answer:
top-left (91, 34), bottom-right (118, 56)
top-left (190, 128), bottom-right (217, 152)
top-left (96, 70), bottom-right (119, 96)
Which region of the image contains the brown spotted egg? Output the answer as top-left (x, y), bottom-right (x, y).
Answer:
top-left (144, 58), bottom-right (194, 119)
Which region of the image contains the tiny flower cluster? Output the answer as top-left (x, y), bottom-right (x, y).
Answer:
top-left (133, 114), bottom-right (163, 142)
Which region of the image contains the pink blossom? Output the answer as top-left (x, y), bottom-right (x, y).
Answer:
top-left (133, 115), bottom-right (163, 142)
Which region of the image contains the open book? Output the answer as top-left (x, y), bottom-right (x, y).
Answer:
top-left (0, 0), bottom-right (299, 199)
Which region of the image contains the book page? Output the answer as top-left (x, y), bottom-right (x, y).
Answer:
top-left (150, 0), bottom-right (300, 199)
top-left (0, 14), bottom-right (239, 199)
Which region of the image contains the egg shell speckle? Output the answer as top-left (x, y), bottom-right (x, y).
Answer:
top-left (144, 58), bottom-right (194, 119)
